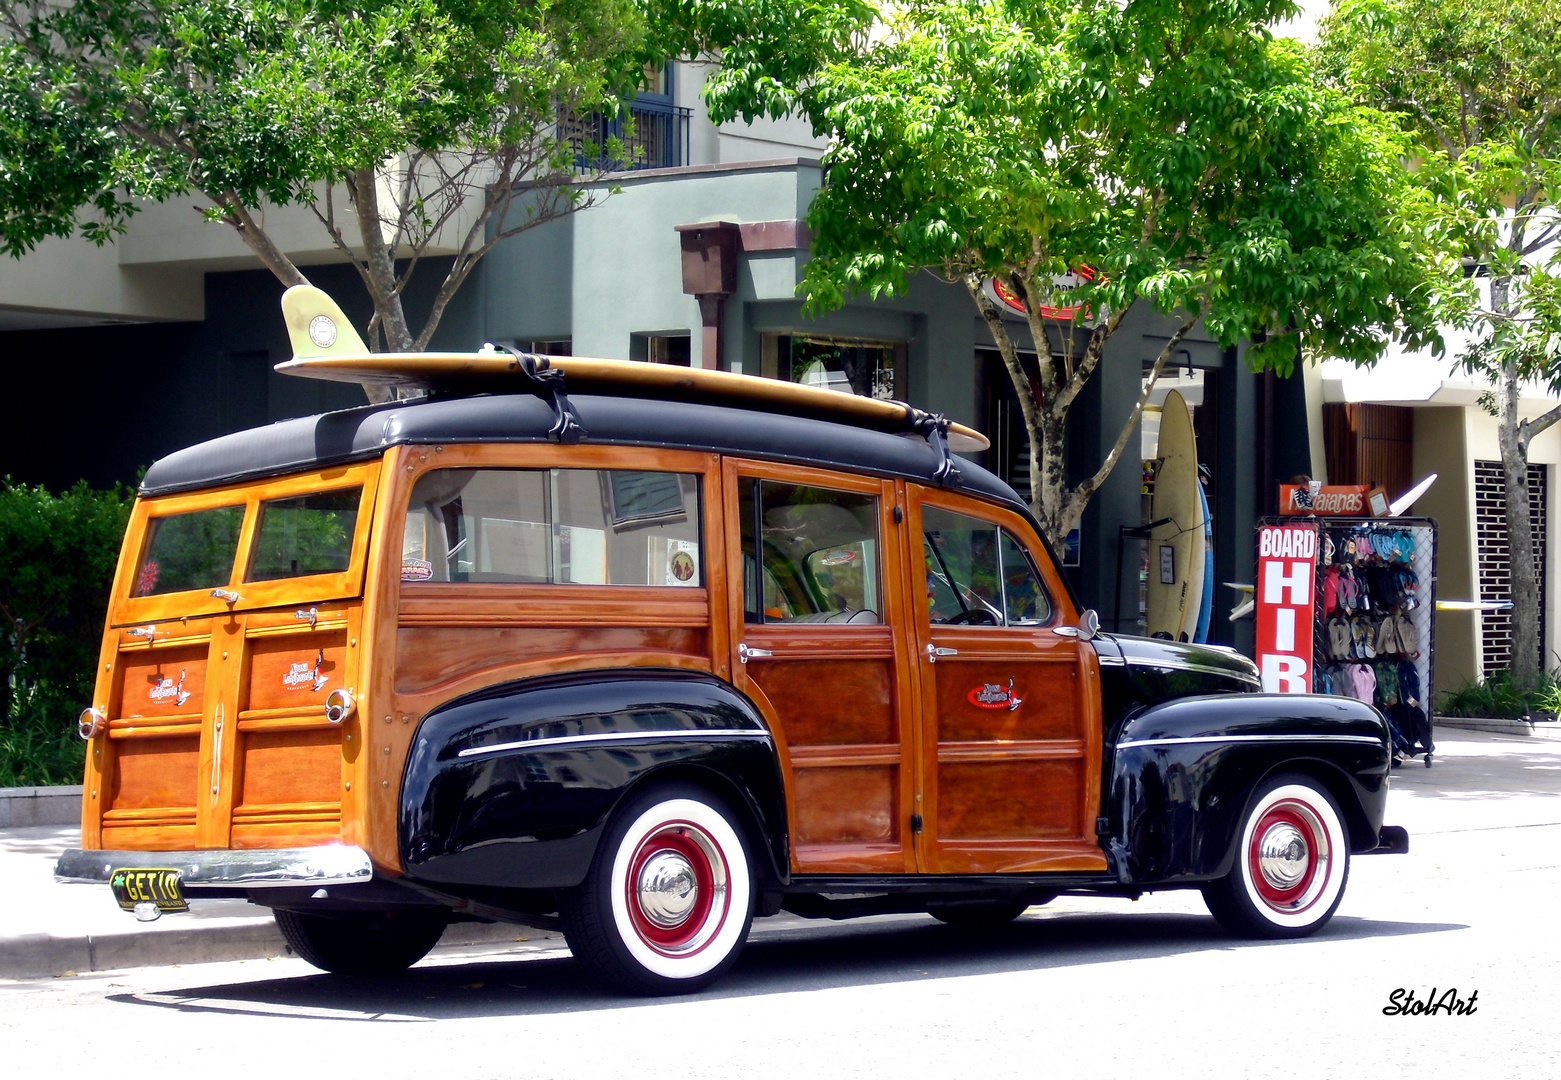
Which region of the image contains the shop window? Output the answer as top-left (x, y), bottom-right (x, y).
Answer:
top-left (515, 339), bottom-right (572, 356)
top-left (761, 334), bottom-right (905, 401)
top-left (630, 332), bottom-right (692, 366)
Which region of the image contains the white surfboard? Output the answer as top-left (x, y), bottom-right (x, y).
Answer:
top-left (1146, 390), bottom-right (1206, 641)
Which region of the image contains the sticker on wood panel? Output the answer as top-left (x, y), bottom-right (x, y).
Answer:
top-left (282, 649), bottom-right (330, 693)
top-left (967, 678), bottom-right (1022, 711)
top-left (147, 669), bottom-right (191, 707)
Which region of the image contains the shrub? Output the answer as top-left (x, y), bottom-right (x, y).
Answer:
top-left (1438, 669), bottom-right (1561, 719)
top-left (0, 479), bottom-right (132, 785)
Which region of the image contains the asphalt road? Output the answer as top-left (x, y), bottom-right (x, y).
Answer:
top-left (4, 730), bottom-right (1557, 1079)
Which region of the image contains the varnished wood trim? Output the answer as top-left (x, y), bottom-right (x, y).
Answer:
top-left (399, 586), bottom-right (708, 627)
top-left (109, 712), bottom-right (202, 726)
top-left (99, 825), bottom-right (200, 851)
top-left (934, 740), bottom-right (1085, 762)
top-left (101, 807), bottom-right (198, 824)
top-left (236, 715), bottom-right (337, 734)
top-left (788, 744), bottom-right (903, 768)
top-left (108, 717), bottom-right (203, 740)
top-left (243, 617), bottom-right (350, 638)
top-left (393, 651), bottom-right (713, 715)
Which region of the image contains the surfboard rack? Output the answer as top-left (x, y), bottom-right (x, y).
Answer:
top-left (484, 345), bottom-right (583, 444)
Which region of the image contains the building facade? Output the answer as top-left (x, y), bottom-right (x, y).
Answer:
top-left (0, 65), bottom-right (1313, 655)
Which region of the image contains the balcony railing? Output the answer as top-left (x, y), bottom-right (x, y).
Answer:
top-left (563, 98), bottom-right (692, 172)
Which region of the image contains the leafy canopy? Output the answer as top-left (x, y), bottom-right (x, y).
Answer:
top-left (1319, 0), bottom-right (1561, 390)
top-left (1, 0), bottom-right (648, 254)
top-left (699, 0), bottom-right (1449, 375)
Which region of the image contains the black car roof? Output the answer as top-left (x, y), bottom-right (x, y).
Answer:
top-left (141, 392), bottom-right (1027, 511)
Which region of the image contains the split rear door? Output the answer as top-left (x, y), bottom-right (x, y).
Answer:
top-left (81, 463), bottom-right (380, 852)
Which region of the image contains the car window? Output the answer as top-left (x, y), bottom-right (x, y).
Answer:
top-left (401, 468), bottom-right (701, 586)
top-left (740, 479), bottom-right (879, 623)
top-left (131, 505), bottom-right (244, 597)
top-left (247, 488), bottom-right (361, 582)
top-left (921, 506), bottom-right (1051, 626)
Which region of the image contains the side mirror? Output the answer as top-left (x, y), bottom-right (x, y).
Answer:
top-left (1078, 609), bottom-right (1100, 641)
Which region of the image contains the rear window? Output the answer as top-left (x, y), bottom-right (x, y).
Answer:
top-left (402, 468), bottom-right (701, 586)
top-left (131, 506), bottom-right (244, 597)
top-left (247, 488), bottom-right (361, 582)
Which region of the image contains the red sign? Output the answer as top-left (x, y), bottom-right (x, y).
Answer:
top-left (1255, 524), bottom-right (1318, 693)
top-left (1278, 484), bottom-right (1373, 516)
top-left (982, 266), bottom-right (1097, 321)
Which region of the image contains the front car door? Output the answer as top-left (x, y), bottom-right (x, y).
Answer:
top-left (907, 487), bottom-right (1106, 875)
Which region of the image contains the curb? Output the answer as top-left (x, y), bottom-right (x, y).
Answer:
top-left (0, 915), bottom-right (544, 981)
top-left (0, 786), bottom-right (83, 828)
top-left (1435, 716), bottom-right (1561, 739)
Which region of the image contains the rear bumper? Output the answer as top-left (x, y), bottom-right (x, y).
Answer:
top-left (54, 844), bottom-right (374, 890)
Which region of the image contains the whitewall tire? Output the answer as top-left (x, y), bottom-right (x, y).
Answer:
top-left (563, 784), bottom-right (754, 994)
top-left (1203, 775), bottom-right (1351, 939)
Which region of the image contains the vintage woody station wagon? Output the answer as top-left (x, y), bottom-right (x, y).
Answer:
top-left (57, 287), bottom-right (1407, 993)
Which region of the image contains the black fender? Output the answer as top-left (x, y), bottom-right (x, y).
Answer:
top-left (1102, 693), bottom-right (1391, 885)
top-left (399, 669), bottom-right (788, 891)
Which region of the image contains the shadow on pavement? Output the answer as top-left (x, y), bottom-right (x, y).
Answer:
top-left (106, 908), bottom-right (1465, 1022)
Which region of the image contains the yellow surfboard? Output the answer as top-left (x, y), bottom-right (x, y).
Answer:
top-left (1145, 390), bottom-right (1206, 640)
top-left (274, 285), bottom-right (990, 453)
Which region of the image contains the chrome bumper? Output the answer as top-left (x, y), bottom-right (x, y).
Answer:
top-left (55, 844), bottom-right (374, 889)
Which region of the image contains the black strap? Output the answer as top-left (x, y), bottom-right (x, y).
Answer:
top-left (493, 346), bottom-right (582, 443)
top-left (908, 410), bottom-right (960, 485)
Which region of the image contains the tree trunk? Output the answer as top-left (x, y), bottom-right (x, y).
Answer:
top-left (1499, 356), bottom-right (1544, 685)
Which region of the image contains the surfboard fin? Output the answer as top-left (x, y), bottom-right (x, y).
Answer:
top-left (282, 285), bottom-right (369, 360)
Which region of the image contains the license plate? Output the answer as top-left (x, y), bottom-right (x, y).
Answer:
top-left (109, 867), bottom-right (189, 914)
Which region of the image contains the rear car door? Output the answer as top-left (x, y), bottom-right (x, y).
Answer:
top-left (723, 460), bottom-right (918, 874)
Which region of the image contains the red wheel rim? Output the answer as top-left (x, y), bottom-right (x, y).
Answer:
top-left (624, 822), bottom-right (728, 957)
top-left (1247, 800), bottom-right (1326, 913)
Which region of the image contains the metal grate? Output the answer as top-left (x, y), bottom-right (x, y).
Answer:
top-left (1475, 460), bottom-right (1548, 675)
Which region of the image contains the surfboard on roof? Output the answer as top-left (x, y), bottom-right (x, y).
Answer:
top-left (275, 284), bottom-right (990, 454)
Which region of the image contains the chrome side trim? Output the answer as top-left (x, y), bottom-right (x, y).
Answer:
top-left (1115, 733), bottom-right (1385, 751)
top-left (456, 728), bottom-right (771, 759)
top-left (55, 844), bottom-right (373, 889)
top-left (1124, 656), bottom-right (1262, 686)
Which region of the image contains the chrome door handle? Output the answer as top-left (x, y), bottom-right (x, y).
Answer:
top-left (926, 644), bottom-right (958, 662)
top-left (1052, 626), bottom-right (1081, 638)
top-left (738, 643), bottom-right (774, 664)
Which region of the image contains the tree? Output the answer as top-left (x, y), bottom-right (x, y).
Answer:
top-left (1, 1), bottom-right (656, 397)
top-left (692, 0), bottom-right (1449, 545)
top-left (1319, 0), bottom-right (1561, 684)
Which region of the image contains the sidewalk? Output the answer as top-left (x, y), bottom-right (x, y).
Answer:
top-left (4, 727), bottom-right (1557, 980)
top-left (0, 825), bottom-right (553, 980)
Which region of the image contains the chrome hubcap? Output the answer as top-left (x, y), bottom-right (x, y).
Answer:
top-left (1257, 822), bottom-right (1310, 890)
top-left (636, 850), bottom-right (699, 928)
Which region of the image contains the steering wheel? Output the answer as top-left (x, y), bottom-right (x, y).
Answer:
top-left (946, 609), bottom-right (999, 626)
